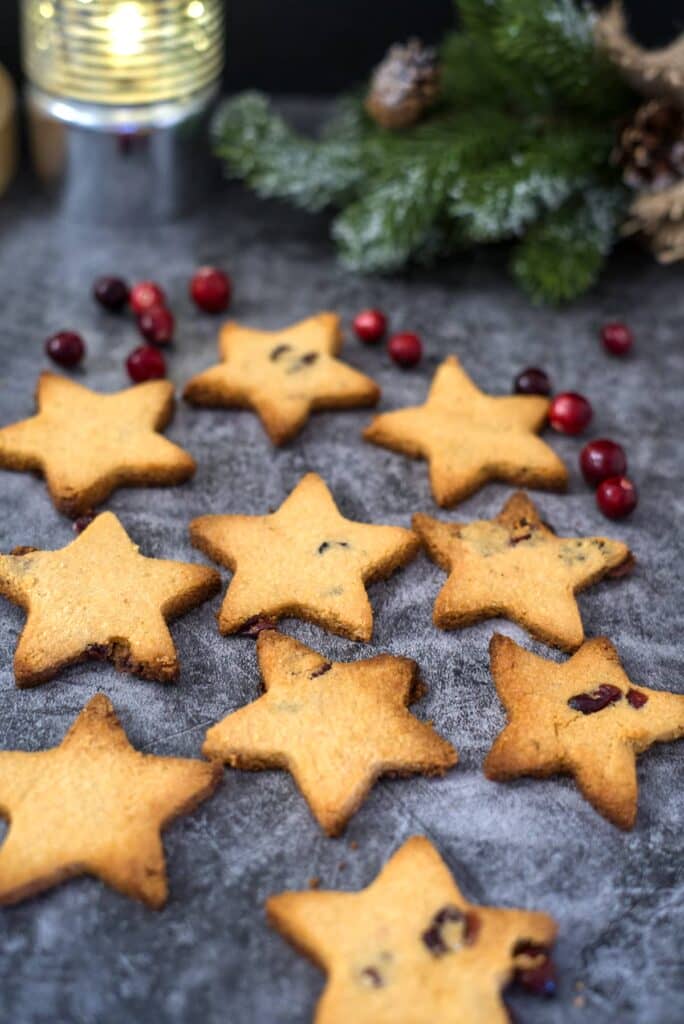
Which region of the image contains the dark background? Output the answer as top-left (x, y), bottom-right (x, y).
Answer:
top-left (0, 1), bottom-right (682, 94)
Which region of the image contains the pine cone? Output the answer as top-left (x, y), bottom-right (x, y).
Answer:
top-left (365, 38), bottom-right (440, 130)
top-left (613, 100), bottom-right (684, 192)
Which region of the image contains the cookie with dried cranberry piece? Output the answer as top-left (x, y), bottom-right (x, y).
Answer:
top-left (0, 373), bottom-right (194, 516)
top-left (364, 355), bottom-right (567, 507)
top-left (267, 835), bottom-right (558, 1023)
top-left (413, 491), bottom-right (631, 651)
top-left (184, 312), bottom-right (379, 445)
top-left (203, 631), bottom-right (457, 836)
top-left (0, 694), bottom-right (220, 907)
top-left (0, 511), bottom-right (220, 686)
top-left (485, 634), bottom-right (684, 829)
top-left (190, 472), bottom-right (419, 642)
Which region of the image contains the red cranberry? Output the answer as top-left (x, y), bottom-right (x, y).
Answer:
top-left (580, 439), bottom-right (627, 486)
top-left (126, 345), bottom-right (166, 383)
top-left (513, 367), bottom-right (551, 396)
top-left (596, 476), bottom-right (638, 519)
top-left (45, 331), bottom-right (85, 368)
top-left (353, 308), bottom-right (387, 344)
top-left (388, 332), bottom-right (422, 368)
top-left (601, 321), bottom-right (633, 356)
top-left (93, 276), bottom-right (129, 312)
top-left (190, 266), bottom-right (232, 313)
top-left (138, 306), bottom-right (175, 345)
top-left (130, 281), bottom-right (166, 315)
top-left (549, 392), bottom-right (593, 435)
top-left (73, 512), bottom-right (96, 534)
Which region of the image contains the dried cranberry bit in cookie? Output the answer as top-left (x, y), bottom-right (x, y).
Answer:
top-left (237, 615), bottom-right (278, 637)
top-left (359, 966), bottom-right (384, 988)
top-left (626, 688), bottom-right (649, 709)
top-left (286, 351), bottom-right (319, 374)
top-left (317, 540), bottom-right (351, 555)
top-left (510, 517), bottom-right (534, 544)
top-left (568, 683), bottom-right (622, 714)
top-left (512, 941), bottom-right (557, 997)
top-left (421, 905), bottom-right (478, 956)
top-left (270, 344), bottom-right (292, 361)
top-left (310, 662), bottom-right (332, 678)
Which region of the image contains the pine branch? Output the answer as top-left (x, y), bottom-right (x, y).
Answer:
top-left (449, 126), bottom-right (613, 241)
top-left (212, 93), bottom-right (364, 212)
top-left (510, 187), bottom-right (626, 303)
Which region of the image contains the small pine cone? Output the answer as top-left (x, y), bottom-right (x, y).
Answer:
top-left (613, 99), bottom-right (684, 193)
top-left (365, 38), bottom-right (441, 130)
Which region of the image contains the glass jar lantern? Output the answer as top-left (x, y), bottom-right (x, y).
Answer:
top-left (22, 1), bottom-right (225, 222)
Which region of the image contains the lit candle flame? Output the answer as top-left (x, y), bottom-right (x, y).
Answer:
top-left (107, 2), bottom-right (145, 58)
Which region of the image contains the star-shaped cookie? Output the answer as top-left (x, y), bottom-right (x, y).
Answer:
top-left (0, 694), bottom-right (220, 907)
top-left (363, 356), bottom-right (567, 507)
top-left (0, 373), bottom-right (195, 515)
top-left (183, 312), bottom-right (380, 444)
top-left (203, 631), bottom-right (457, 835)
top-left (267, 835), bottom-right (557, 1024)
top-left (413, 491), bottom-right (631, 650)
top-left (0, 511), bottom-right (220, 685)
top-left (190, 473), bottom-right (419, 641)
top-left (485, 634), bottom-right (684, 829)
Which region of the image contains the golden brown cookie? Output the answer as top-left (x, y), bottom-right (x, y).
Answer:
top-left (190, 472), bottom-right (419, 642)
top-left (413, 491), bottom-right (631, 651)
top-left (0, 693), bottom-right (220, 907)
top-left (363, 356), bottom-right (567, 507)
top-left (0, 511), bottom-right (221, 686)
top-left (203, 631), bottom-right (457, 835)
top-left (267, 835), bottom-right (558, 1024)
top-left (485, 634), bottom-right (684, 829)
top-left (183, 313), bottom-right (380, 444)
top-left (0, 373), bottom-right (195, 515)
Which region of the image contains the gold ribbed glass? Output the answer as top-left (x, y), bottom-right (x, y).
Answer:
top-left (22, 0), bottom-right (224, 105)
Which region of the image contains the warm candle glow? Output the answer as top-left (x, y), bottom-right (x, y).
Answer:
top-left (22, 0), bottom-right (225, 105)
top-left (107, 2), bottom-right (145, 59)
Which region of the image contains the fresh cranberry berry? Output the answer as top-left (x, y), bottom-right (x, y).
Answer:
top-left (513, 366), bottom-right (551, 396)
top-left (388, 332), bottom-right (422, 368)
top-left (601, 321), bottom-right (633, 356)
top-left (190, 266), bottom-right (232, 313)
top-left (353, 308), bottom-right (387, 344)
top-left (45, 330), bottom-right (85, 368)
top-left (93, 276), bottom-right (129, 312)
top-left (580, 439), bottom-right (627, 486)
top-left (126, 345), bottom-right (166, 383)
top-left (549, 392), bottom-right (593, 435)
top-left (129, 281), bottom-right (166, 315)
top-left (73, 512), bottom-right (96, 534)
top-left (596, 476), bottom-right (638, 519)
top-left (138, 305), bottom-right (175, 345)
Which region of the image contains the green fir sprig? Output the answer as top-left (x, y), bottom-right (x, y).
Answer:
top-left (213, 0), bottom-right (633, 303)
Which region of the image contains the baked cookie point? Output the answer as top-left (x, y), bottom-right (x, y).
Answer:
top-left (267, 835), bottom-right (557, 1019)
top-left (364, 356), bottom-right (567, 507)
top-left (190, 473), bottom-right (418, 642)
top-left (414, 492), bottom-right (632, 651)
top-left (485, 634), bottom-right (684, 829)
top-left (203, 631), bottom-right (456, 835)
top-left (0, 373), bottom-right (195, 515)
top-left (0, 511), bottom-right (221, 686)
top-left (183, 313), bottom-right (380, 445)
top-left (0, 694), bottom-right (220, 907)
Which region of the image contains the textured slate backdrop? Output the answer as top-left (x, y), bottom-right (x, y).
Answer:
top-left (0, 167), bottom-right (682, 1024)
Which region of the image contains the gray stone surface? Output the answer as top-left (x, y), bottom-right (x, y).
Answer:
top-left (0, 165), bottom-right (682, 1024)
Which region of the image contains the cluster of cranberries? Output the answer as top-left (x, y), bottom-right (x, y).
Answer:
top-left (352, 308), bottom-right (422, 368)
top-left (44, 266), bottom-right (232, 384)
top-left (513, 321), bottom-right (637, 519)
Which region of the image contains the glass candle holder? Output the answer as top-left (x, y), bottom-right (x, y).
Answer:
top-left (22, 1), bottom-right (225, 222)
